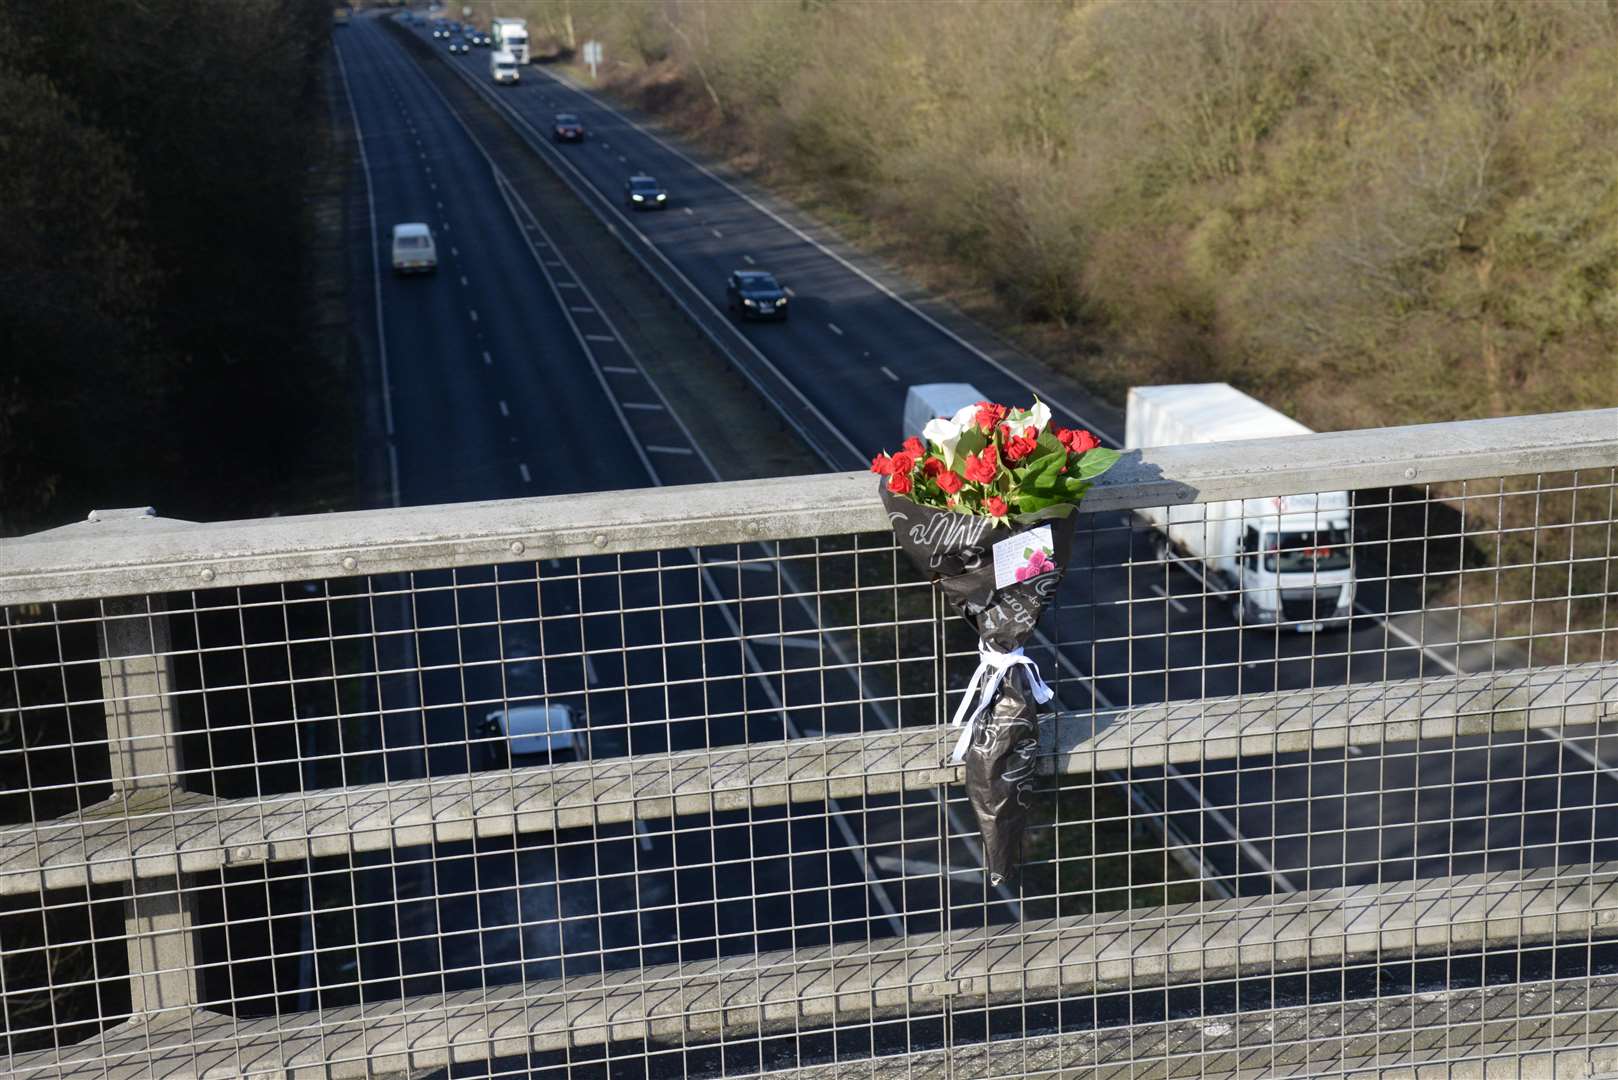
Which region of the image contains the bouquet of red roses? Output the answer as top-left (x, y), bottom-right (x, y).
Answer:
top-left (874, 399), bottom-right (1118, 886)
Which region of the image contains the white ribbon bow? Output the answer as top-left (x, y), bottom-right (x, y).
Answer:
top-left (947, 642), bottom-right (1053, 765)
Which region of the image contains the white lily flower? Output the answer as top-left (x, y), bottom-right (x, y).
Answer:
top-left (1007, 400), bottom-right (1051, 436)
top-left (949, 403), bottom-right (980, 429)
top-left (922, 416), bottom-right (965, 469)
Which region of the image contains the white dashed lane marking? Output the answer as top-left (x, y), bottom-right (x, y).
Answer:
top-left (569, 306), bottom-right (594, 314)
top-left (711, 228), bottom-right (723, 239)
top-left (783, 286), bottom-right (795, 297)
top-left (557, 282), bottom-right (580, 289)
top-left (743, 255), bottom-right (754, 265)
top-left (622, 402), bottom-right (664, 411)
top-left (601, 365), bottom-right (637, 374)
top-left (519, 463), bottom-right (531, 483)
top-left (585, 334), bottom-right (615, 342)
top-left (827, 322), bottom-right (842, 336)
top-left (482, 351), bottom-right (493, 366)
top-left (880, 366), bottom-right (899, 382)
top-left (683, 207), bottom-right (693, 216)
top-left (469, 309), bottom-right (478, 322)
top-left (498, 400), bottom-right (509, 418)
top-left (646, 445), bottom-right (693, 455)
top-left (460, 275), bottom-right (468, 286)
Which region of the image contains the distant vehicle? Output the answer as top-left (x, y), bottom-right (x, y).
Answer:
top-left (552, 113), bottom-right (585, 142)
top-left (390, 223), bottom-right (437, 275)
top-left (332, 6), bottom-right (351, 27)
top-left (480, 704), bottom-right (585, 768)
top-left (490, 17), bottom-right (529, 63)
top-left (472, 31), bottom-right (491, 46)
top-left (431, 23), bottom-right (447, 38)
top-left (624, 175), bottom-right (668, 209)
top-left (1126, 383), bottom-right (1355, 631)
top-left (447, 35), bottom-right (469, 54)
top-left (726, 270), bottom-right (788, 321)
top-left (902, 383), bottom-right (985, 445)
top-left (490, 50), bottom-right (519, 84)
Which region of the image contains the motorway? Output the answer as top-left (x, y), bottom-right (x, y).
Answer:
top-left (192, 7), bottom-right (1618, 1048)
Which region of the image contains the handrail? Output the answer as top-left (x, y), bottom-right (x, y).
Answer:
top-left (2, 409), bottom-right (1613, 605)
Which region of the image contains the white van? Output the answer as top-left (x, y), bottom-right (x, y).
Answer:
top-left (490, 50), bottom-right (519, 84)
top-left (480, 704), bottom-right (585, 767)
top-left (903, 383), bottom-right (986, 442)
top-left (390, 223), bottom-right (437, 274)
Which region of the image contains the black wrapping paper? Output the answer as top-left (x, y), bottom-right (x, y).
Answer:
top-left (881, 483), bottom-right (1076, 886)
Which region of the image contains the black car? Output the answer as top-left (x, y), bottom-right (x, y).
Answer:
top-left (447, 35), bottom-right (469, 54)
top-left (624, 175), bottom-right (668, 210)
top-left (552, 113), bottom-right (585, 142)
top-left (726, 270), bottom-right (789, 321)
top-left (431, 23), bottom-right (447, 37)
top-left (472, 31), bottom-right (491, 46)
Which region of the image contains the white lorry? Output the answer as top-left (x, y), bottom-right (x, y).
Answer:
top-left (1126, 383), bottom-right (1355, 631)
top-left (490, 50), bottom-right (520, 84)
top-left (490, 17), bottom-right (529, 64)
top-left (902, 383), bottom-right (985, 443)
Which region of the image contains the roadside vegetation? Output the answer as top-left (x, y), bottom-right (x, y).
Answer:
top-left (0, 0), bottom-right (350, 537)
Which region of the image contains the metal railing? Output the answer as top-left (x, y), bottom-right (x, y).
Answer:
top-left (0, 408), bottom-right (1615, 1079)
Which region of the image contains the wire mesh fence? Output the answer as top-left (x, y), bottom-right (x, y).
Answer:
top-left (1, 415), bottom-right (1616, 1078)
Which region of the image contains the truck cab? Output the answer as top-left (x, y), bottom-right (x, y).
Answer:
top-left (490, 50), bottom-right (519, 83)
top-left (1127, 383), bottom-right (1356, 632)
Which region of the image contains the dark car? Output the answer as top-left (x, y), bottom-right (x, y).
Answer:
top-left (552, 113), bottom-right (585, 143)
top-left (473, 31), bottom-right (492, 46)
top-left (431, 23), bottom-right (447, 37)
top-left (624, 175), bottom-right (668, 210)
top-left (447, 35), bottom-right (469, 53)
top-left (726, 270), bottom-right (789, 321)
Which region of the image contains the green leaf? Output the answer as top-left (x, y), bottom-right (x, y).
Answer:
top-left (955, 427), bottom-right (988, 462)
top-left (1075, 447), bottom-right (1122, 480)
top-left (1023, 547), bottom-right (1033, 558)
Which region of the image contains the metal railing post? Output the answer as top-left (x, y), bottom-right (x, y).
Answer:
top-left (98, 591), bottom-right (199, 1018)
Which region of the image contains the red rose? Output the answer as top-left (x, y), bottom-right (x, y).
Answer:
top-left (903, 436), bottom-right (925, 458)
top-left (1056, 427), bottom-right (1101, 454)
top-left (974, 402), bottom-right (1007, 432)
top-left (888, 451), bottom-right (916, 476)
top-left (963, 451), bottom-right (996, 485)
top-left (1003, 431), bottom-right (1038, 463)
top-left (922, 456), bottom-right (946, 477)
top-left (985, 496), bottom-right (1009, 518)
top-left (870, 453), bottom-right (893, 476)
top-left (888, 471), bottom-right (912, 495)
top-left (936, 470), bottom-right (963, 495)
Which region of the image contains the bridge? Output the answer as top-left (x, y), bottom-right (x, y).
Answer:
top-left (1, 408), bottom-right (1615, 1078)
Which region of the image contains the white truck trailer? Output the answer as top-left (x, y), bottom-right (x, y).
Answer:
top-left (1126, 383), bottom-right (1355, 631)
top-left (490, 17), bottom-right (529, 63)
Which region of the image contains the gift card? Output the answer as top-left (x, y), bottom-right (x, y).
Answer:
top-left (993, 525), bottom-right (1056, 589)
